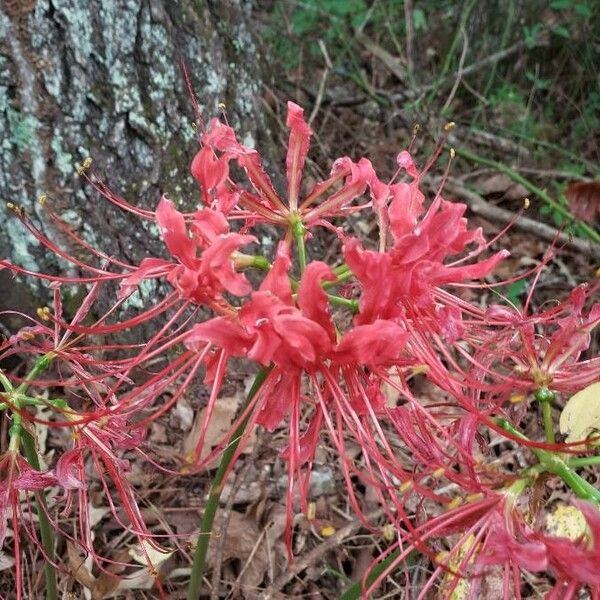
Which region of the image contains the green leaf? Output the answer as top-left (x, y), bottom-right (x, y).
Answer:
top-left (552, 25), bottom-right (571, 38)
top-left (550, 0), bottom-right (572, 9)
top-left (575, 2), bottom-right (593, 17)
top-left (413, 8), bottom-right (427, 31)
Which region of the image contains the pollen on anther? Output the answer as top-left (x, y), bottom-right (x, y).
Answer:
top-left (523, 197), bottom-right (530, 209)
top-left (76, 157), bottom-right (92, 176)
top-left (444, 121), bottom-right (456, 131)
top-left (38, 194), bottom-right (48, 206)
top-left (36, 306), bottom-right (51, 321)
top-left (218, 102), bottom-right (227, 110)
top-left (449, 148), bottom-right (456, 159)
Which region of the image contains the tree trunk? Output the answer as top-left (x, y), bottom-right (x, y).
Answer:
top-left (0, 0), bottom-right (264, 324)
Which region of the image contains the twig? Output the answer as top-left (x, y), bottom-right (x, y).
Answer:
top-left (403, 0), bottom-right (415, 78)
top-left (391, 39), bottom-right (532, 102)
top-left (441, 178), bottom-right (600, 261)
top-left (426, 0), bottom-right (477, 103)
top-left (452, 145), bottom-right (600, 243)
top-left (308, 40), bottom-right (332, 126)
top-left (258, 508), bottom-right (387, 599)
top-left (442, 24), bottom-right (469, 112)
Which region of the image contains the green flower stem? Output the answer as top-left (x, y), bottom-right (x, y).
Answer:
top-left (453, 146), bottom-right (600, 243)
top-left (327, 295), bottom-right (359, 312)
top-left (567, 456), bottom-right (600, 468)
top-left (291, 217), bottom-right (307, 274)
top-left (187, 366), bottom-right (272, 600)
top-left (535, 387), bottom-right (556, 444)
top-left (494, 418), bottom-right (600, 505)
top-left (249, 255), bottom-right (270, 270)
top-left (21, 431), bottom-right (58, 600)
top-left (8, 353), bottom-right (58, 600)
top-left (541, 400), bottom-right (555, 444)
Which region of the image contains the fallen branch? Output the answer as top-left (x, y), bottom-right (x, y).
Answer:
top-left (442, 178), bottom-right (600, 261)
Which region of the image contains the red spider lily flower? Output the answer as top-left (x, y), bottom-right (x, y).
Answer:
top-left (359, 483), bottom-right (555, 600)
top-left (183, 245), bottom-right (417, 551)
top-left (120, 196), bottom-right (255, 305)
top-left (476, 282), bottom-right (600, 404)
top-left (537, 500), bottom-right (600, 597)
top-left (190, 102), bottom-right (379, 229)
top-left (345, 197), bottom-right (508, 325)
top-left (0, 453), bottom-right (58, 544)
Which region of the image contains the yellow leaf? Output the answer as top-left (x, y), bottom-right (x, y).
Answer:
top-left (559, 381), bottom-right (600, 445)
top-left (545, 504), bottom-right (589, 541)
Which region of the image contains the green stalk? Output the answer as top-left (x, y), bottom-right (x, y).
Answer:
top-left (10, 353), bottom-right (58, 600)
top-left (494, 418), bottom-right (600, 505)
top-left (187, 366), bottom-right (271, 600)
top-left (535, 387), bottom-right (555, 444)
top-left (453, 146), bottom-right (600, 243)
top-left (291, 217), bottom-right (307, 274)
top-left (567, 456), bottom-right (600, 468)
top-left (21, 432), bottom-right (58, 600)
top-left (327, 295), bottom-right (359, 312)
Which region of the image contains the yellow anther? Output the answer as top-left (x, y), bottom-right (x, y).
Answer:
top-left (523, 197), bottom-right (530, 209)
top-left (413, 124), bottom-right (421, 135)
top-left (36, 306), bottom-right (51, 321)
top-left (399, 480), bottom-right (413, 493)
top-left (432, 467), bottom-right (445, 478)
top-left (434, 550), bottom-right (449, 565)
top-left (466, 493), bottom-right (483, 503)
top-left (412, 364), bottom-right (429, 375)
top-left (307, 502), bottom-right (316, 521)
top-left (320, 524), bottom-right (335, 537)
top-left (447, 496), bottom-right (463, 510)
top-left (218, 102), bottom-right (227, 110)
top-left (191, 121), bottom-right (197, 130)
top-left (382, 523), bottom-right (395, 542)
top-left (444, 121), bottom-right (456, 131)
top-left (76, 157), bottom-right (92, 175)
top-left (19, 331), bottom-right (35, 340)
top-left (449, 147), bottom-right (456, 159)
top-left (38, 194), bottom-right (48, 206)
top-left (510, 393), bottom-right (526, 404)
top-left (6, 202), bottom-right (23, 217)
top-left (596, 266), bottom-right (600, 277)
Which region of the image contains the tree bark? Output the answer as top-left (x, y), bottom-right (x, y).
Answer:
top-left (0, 0), bottom-right (264, 323)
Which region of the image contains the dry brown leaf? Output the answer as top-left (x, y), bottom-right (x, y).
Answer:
top-left (559, 381), bottom-right (600, 446)
top-left (183, 394), bottom-right (255, 466)
top-left (67, 541), bottom-right (96, 591)
top-left (565, 181), bottom-right (600, 222)
top-left (477, 173), bottom-right (528, 201)
top-left (0, 552), bottom-right (15, 572)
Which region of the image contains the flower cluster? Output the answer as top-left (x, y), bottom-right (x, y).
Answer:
top-left (1, 101), bottom-right (599, 599)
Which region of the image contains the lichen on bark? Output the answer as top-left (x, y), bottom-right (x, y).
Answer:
top-left (0, 0), bottom-right (264, 324)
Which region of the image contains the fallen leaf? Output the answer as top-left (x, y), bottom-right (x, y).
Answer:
top-left (559, 381), bottom-right (600, 446)
top-left (129, 540), bottom-right (174, 567)
top-left (0, 552), bottom-right (15, 571)
top-left (565, 181), bottom-right (600, 222)
top-left (183, 394), bottom-right (255, 466)
top-left (67, 541), bottom-right (96, 592)
top-left (545, 504), bottom-right (589, 540)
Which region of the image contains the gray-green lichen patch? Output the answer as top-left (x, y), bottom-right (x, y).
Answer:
top-left (51, 134), bottom-right (74, 178)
